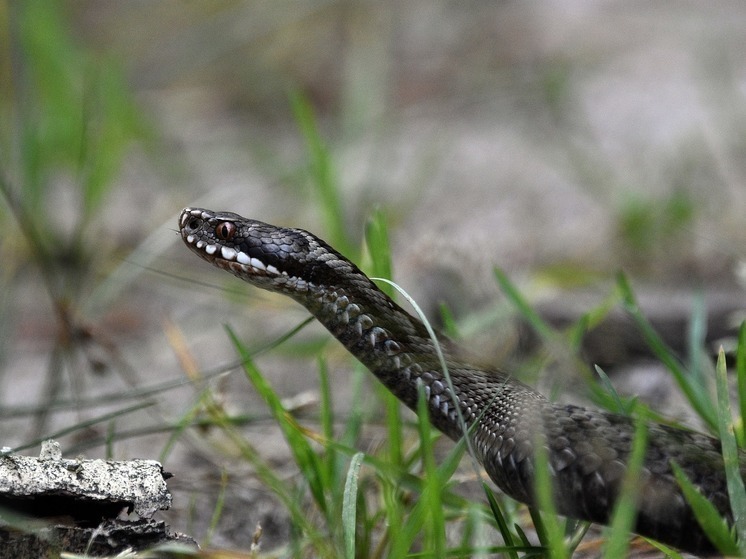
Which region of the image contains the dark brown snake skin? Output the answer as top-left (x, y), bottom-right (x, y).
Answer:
top-left (180, 207), bottom-right (744, 555)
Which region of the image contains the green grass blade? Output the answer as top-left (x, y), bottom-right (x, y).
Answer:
top-left (686, 293), bottom-right (708, 390)
top-left (714, 347), bottom-right (746, 552)
top-left (531, 439), bottom-right (568, 559)
top-left (339, 364), bottom-right (366, 448)
top-left (594, 364), bottom-right (631, 415)
top-left (365, 211), bottom-right (404, 470)
top-left (493, 267), bottom-right (554, 340)
top-left (671, 461), bottom-right (739, 555)
top-left (737, 321), bottom-right (746, 447)
top-left (641, 540), bottom-right (685, 558)
top-left (564, 521), bottom-right (592, 554)
top-left (616, 272), bottom-right (717, 430)
top-left (317, 355), bottom-right (343, 507)
top-left (438, 301), bottom-right (461, 339)
top-left (602, 413), bottom-right (648, 558)
top-left (567, 313), bottom-right (590, 352)
top-left (290, 90), bottom-right (351, 256)
top-left (203, 468), bottom-right (228, 548)
top-left (226, 325), bottom-right (330, 520)
top-left (207, 401), bottom-right (329, 552)
top-left (527, 506), bottom-right (549, 549)
top-left (482, 477), bottom-right (534, 557)
top-left (388, 390), bottom-right (470, 557)
top-left (365, 208), bottom-right (394, 297)
top-left (415, 384), bottom-right (446, 558)
top-left (511, 514), bottom-right (533, 547)
top-left (388, 396), bottom-right (436, 557)
top-left (343, 452), bottom-right (364, 559)
top-left (318, 355), bottom-right (334, 444)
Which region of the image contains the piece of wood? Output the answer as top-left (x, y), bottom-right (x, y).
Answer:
top-left (0, 518), bottom-right (196, 558)
top-left (0, 440), bottom-right (194, 557)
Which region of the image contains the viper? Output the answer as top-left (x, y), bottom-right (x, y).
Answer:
top-left (179, 207), bottom-right (744, 554)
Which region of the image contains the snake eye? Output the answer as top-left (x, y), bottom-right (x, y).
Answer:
top-left (215, 222), bottom-right (236, 241)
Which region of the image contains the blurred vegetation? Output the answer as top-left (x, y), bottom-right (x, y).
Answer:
top-left (616, 189), bottom-right (695, 271)
top-left (0, 1), bottom-right (146, 432)
top-left (5, 1), bottom-right (144, 223)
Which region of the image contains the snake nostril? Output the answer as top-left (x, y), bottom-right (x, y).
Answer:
top-left (187, 218), bottom-right (201, 231)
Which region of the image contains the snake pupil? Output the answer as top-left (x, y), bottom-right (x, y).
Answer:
top-left (215, 222), bottom-right (235, 240)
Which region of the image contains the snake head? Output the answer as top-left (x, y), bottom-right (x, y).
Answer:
top-left (179, 207), bottom-right (356, 297)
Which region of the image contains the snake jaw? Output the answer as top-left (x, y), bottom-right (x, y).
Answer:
top-left (180, 208), bottom-right (284, 277)
top-left (180, 207), bottom-right (314, 294)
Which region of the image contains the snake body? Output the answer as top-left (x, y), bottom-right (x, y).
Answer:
top-left (179, 207), bottom-right (742, 554)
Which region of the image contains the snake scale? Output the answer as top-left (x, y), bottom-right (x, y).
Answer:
top-left (180, 207), bottom-right (744, 555)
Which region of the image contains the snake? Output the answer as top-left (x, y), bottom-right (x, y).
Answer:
top-left (179, 207), bottom-right (743, 555)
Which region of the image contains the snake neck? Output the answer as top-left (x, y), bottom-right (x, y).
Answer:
top-left (293, 276), bottom-right (473, 437)
top-left (301, 279), bottom-right (440, 376)
top-left (294, 276), bottom-right (535, 444)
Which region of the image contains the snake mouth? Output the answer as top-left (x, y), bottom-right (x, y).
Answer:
top-left (179, 207), bottom-right (285, 278)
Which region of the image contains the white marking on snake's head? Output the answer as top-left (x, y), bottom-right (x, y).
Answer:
top-left (212, 245), bottom-right (283, 277)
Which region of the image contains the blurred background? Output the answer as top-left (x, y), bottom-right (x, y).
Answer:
top-left (1, 0), bottom-right (746, 552)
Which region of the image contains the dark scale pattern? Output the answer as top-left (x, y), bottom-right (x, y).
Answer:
top-left (180, 207), bottom-right (745, 555)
